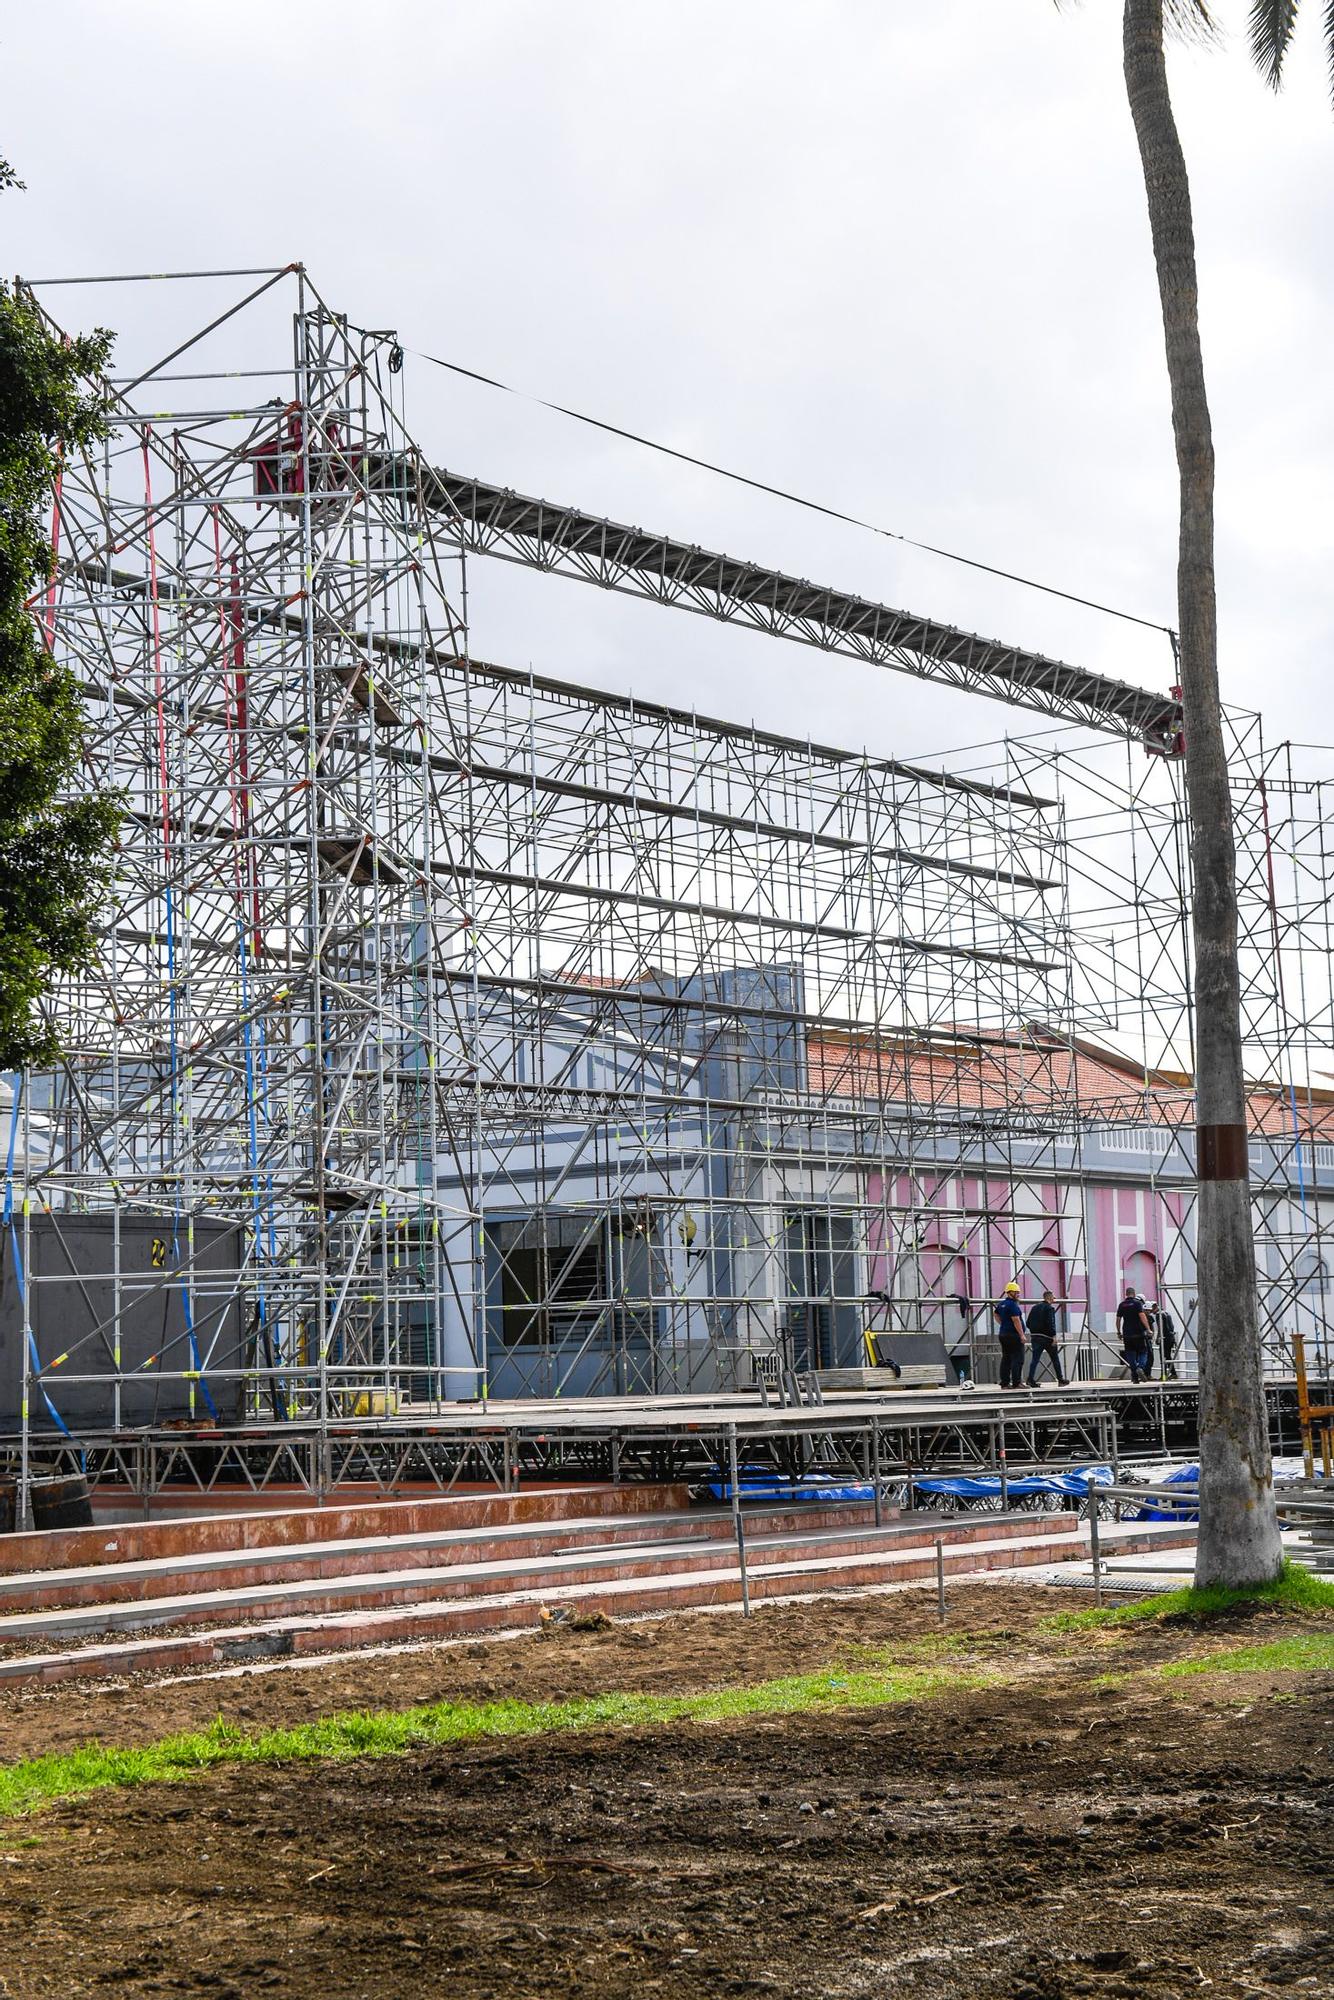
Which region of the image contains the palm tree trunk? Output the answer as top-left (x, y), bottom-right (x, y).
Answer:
top-left (1122, 0), bottom-right (1281, 1587)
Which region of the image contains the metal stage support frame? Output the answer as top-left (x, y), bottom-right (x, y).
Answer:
top-left (22, 1389), bottom-right (1122, 1509)
top-left (16, 1376), bottom-right (1322, 1510)
top-left (3, 266), bottom-right (1334, 1514)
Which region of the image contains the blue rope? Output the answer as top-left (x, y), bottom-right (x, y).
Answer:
top-left (3, 1078), bottom-right (71, 1437)
top-left (163, 884), bottom-right (219, 1421)
top-left (238, 916), bottom-right (286, 1417)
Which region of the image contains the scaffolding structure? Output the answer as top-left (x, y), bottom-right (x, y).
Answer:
top-left (2, 266), bottom-right (1331, 1493)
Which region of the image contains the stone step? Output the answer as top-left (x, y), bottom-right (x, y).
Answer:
top-left (0, 1500), bottom-right (915, 1613)
top-left (0, 1511), bottom-right (1076, 1646)
top-left (0, 1520), bottom-right (1132, 1688)
top-left (0, 1482), bottom-right (691, 1577)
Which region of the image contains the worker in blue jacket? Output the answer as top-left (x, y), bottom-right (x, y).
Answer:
top-left (1116, 1287), bottom-right (1153, 1383)
top-left (995, 1281), bottom-right (1026, 1389)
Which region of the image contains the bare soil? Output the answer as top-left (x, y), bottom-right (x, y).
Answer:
top-left (0, 1587), bottom-right (1329, 1999)
top-left (0, 1585), bottom-right (1070, 1764)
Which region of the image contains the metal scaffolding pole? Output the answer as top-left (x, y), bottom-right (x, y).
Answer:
top-left (0, 266), bottom-right (1329, 1500)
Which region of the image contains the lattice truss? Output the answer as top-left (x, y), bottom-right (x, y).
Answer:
top-left (1021, 718), bottom-right (1334, 1381)
top-left (4, 268), bottom-right (1331, 1439)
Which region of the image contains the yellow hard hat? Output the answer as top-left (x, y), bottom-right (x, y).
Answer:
top-left (1004, 1282), bottom-right (1020, 1294)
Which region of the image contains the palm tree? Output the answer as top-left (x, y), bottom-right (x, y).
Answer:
top-left (1114, 0), bottom-right (1332, 1587)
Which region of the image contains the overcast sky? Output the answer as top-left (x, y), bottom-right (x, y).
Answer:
top-left (4, 0), bottom-right (1330, 769)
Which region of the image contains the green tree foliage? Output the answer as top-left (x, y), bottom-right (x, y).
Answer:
top-left (0, 158), bottom-right (119, 1068)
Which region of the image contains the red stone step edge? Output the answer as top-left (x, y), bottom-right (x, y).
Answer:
top-left (0, 1521), bottom-right (1165, 1689)
top-left (0, 1482), bottom-right (693, 1576)
top-left (0, 1511), bottom-right (1076, 1636)
top-left (0, 1501), bottom-right (1048, 1615)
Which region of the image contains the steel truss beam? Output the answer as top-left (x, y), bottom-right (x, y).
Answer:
top-left (11, 1392), bottom-right (1122, 1499)
top-left (422, 468), bottom-right (1183, 742)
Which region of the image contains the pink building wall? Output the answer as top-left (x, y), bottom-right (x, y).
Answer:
top-left (866, 1168), bottom-right (1186, 1339)
top-left (1088, 1184), bottom-right (1187, 1330)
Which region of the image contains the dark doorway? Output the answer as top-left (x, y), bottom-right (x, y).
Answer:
top-left (784, 1211), bottom-right (861, 1372)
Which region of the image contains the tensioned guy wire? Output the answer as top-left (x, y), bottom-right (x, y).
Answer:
top-left (409, 345), bottom-right (1178, 643)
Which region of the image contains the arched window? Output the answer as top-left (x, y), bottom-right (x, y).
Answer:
top-left (1124, 1249), bottom-right (1158, 1301)
top-left (1295, 1245), bottom-right (1327, 1296)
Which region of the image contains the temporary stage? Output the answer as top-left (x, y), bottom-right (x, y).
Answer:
top-left (10, 1376), bottom-right (1322, 1514)
top-left (3, 265), bottom-right (1333, 1512)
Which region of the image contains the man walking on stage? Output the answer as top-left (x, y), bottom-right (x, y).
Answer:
top-left (1152, 1300), bottom-right (1178, 1380)
top-left (1025, 1288), bottom-right (1067, 1387)
top-left (1116, 1285), bottom-right (1153, 1385)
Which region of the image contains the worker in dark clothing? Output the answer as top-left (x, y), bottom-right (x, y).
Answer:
top-left (995, 1281), bottom-right (1026, 1389)
top-left (1025, 1289), bottom-right (1067, 1386)
top-left (1151, 1301), bottom-right (1178, 1379)
top-left (1115, 1286), bottom-right (1153, 1384)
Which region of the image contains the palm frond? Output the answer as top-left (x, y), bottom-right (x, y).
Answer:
top-left (1063, 0), bottom-right (1217, 32)
top-left (1164, 1), bottom-right (1219, 46)
top-left (1326, 0), bottom-right (1334, 104)
top-left (1248, 0), bottom-right (1300, 88)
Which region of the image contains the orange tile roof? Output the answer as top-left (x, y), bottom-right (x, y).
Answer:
top-left (805, 1026), bottom-right (1334, 1143)
top-left (547, 965), bottom-right (1334, 1144)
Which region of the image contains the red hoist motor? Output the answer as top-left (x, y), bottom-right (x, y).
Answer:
top-left (252, 409), bottom-right (346, 507)
top-left (1144, 684), bottom-right (1186, 760)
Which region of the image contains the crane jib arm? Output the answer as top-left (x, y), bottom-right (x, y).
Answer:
top-left (416, 465), bottom-right (1182, 743)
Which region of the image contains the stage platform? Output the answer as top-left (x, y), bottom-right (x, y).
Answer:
top-left (5, 1384), bottom-right (1117, 1509)
top-left (2, 1375), bottom-right (1316, 1512)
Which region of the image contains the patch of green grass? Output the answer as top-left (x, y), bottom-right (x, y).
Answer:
top-left (1043, 1558), bottom-right (1334, 1633)
top-left (1160, 1630), bottom-right (1334, 1679)
top-left (0, 1662), bottom-right (985, 1823)
top-left (846, 1631), bottom-right (974, 1666)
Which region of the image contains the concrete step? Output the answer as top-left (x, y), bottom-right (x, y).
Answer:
top-left (0, 1499), bottom-right (913, 1614)
top-left (0, 1519), bottom-right (1138, 1688)
top-left (0, 1512), bottom-right (1076, 1647)
top-left (0, 1482), bottom-right (692, 1576)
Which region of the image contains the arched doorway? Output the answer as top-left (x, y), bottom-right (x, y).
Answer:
top-left (918, 1248), bottom-right (976, 1378)
top-left (1124, 1249), bottom-right (1158, 1305)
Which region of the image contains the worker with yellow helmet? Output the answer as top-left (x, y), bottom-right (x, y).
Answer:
top-left (995, 1279), bottom-right (1026, 1390)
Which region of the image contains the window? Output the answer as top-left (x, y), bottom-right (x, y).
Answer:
top-left (1294, 1245), bottom-right (1327, 1297)
top-left (489, 1213), bottom-right (654, 1347)
top-left (1093, 1125), bottom-right (1171, 1156)
top-left (782, 1210), bottom-right (861, 1372)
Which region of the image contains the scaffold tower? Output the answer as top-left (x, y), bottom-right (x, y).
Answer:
top-left (3, 266), bottom-right (1331, 1493)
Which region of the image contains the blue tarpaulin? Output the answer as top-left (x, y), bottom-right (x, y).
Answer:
top-left (914, 1466), bottom-right (1114, 1500)
top-left (1132, 1463), bottom-right (1199, 1521)
top-left (705, 1465), bottom-right (1115, 1504)
top-left (706, 1480), bottom-right (877, 1503)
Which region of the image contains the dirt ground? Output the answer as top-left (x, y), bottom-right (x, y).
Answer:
top-left (0, 1586), bottom-right (1329, 1999)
